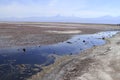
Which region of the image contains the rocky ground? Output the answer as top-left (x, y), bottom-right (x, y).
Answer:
top-left (28, 32), bottom-right (120, 80)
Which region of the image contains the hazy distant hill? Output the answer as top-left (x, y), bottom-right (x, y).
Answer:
top-left (0, 16), bottom-right (120, 24)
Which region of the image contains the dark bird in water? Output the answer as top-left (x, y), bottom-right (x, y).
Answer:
top-left (102, 37), bottom-right (105, 40)
top-left (23, 48), bottom-right (26, 52)
top-left (66, 41), bottom-right (72, 44)
top-left (83, 40), bottom-right (86, 43)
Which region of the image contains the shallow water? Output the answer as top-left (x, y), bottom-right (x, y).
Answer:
top-left (0, 31), bottom-right (119, 64)
top-left (0, 31), bottom-right (119, 80)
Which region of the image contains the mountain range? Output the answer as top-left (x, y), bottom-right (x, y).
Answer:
top-left (0, 15), bottom-right (120, 24)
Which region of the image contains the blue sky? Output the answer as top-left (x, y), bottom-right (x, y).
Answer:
top-left (0, 0), bottom-right (120, 18)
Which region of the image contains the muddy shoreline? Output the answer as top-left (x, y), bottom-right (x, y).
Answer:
top-left (30, 32), bottom-right (120, 80)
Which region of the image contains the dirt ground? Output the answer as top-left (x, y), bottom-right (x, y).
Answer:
top-left (28, 32), bottom-right (120, 80)
top-left (0, 22), bottom-right (120, 48)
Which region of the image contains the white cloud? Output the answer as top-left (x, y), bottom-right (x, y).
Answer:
top-left (0, 0), bottom-right (120, 18)
top-left (49, 0), bottom-right (59, 6)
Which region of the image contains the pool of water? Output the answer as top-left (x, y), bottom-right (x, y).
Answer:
top-left (0, 31), bottom-right (119, 80)
top-left (0, 31), bottom-right (119, 65)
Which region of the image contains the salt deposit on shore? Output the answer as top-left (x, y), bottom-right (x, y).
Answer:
top-left (45, 30), bottom-right (82, 34)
